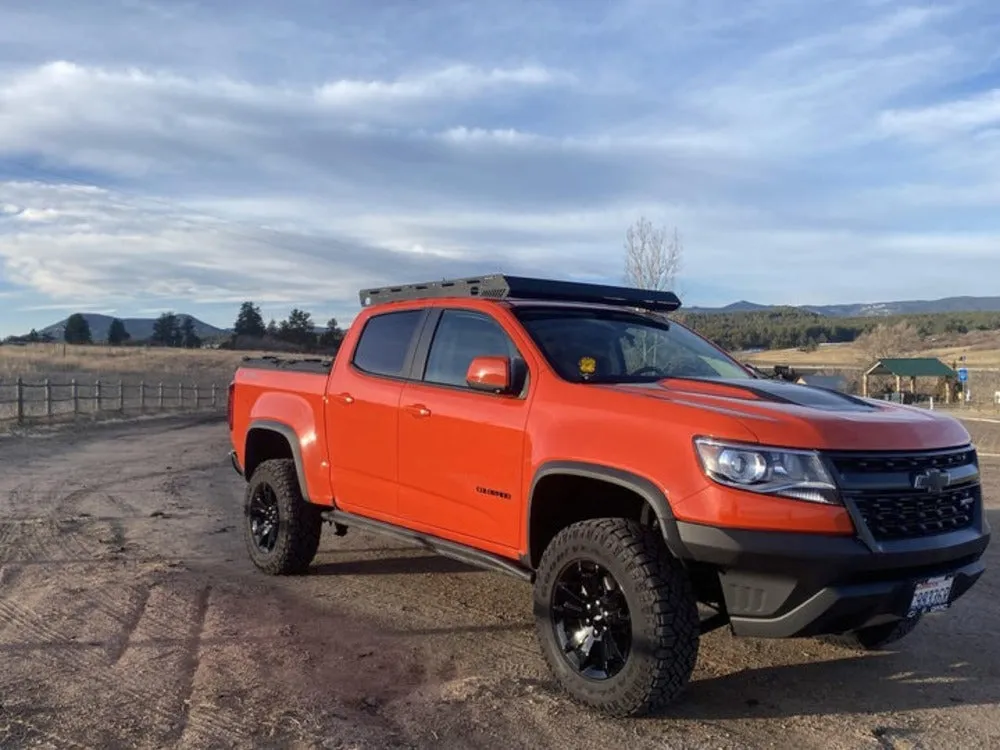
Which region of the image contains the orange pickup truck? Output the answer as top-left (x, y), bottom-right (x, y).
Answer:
top-left (228, 274), bottom-right (990, 716)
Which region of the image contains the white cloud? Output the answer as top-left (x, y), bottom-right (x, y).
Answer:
top-left (878, 88), bottom-right (1000, 140)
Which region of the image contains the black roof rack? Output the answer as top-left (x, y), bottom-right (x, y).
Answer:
top-left (358, 274), bottom-right (682, 312)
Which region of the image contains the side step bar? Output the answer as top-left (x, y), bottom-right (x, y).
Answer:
top-left (320, 509), bottom-right (534, 583)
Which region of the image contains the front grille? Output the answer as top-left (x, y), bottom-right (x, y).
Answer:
top-left (832, 447), bottom-right (977, 474)
top-left (826, 446), bottom-right (980, 542)
top-left (845, 484), bottom-right (979, 541)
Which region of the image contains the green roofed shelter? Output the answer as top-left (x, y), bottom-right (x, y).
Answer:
top-left (862, 357), bottom-right (958, 402)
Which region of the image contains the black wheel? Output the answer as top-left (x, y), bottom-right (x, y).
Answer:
top-left (824, 615), bottom-right (923, 651)
top-left (243, 458), bottom-right (322, 575)
top-left (533, 518), bottom-right (699, 717)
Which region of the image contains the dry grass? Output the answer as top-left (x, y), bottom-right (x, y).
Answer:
top-left (741, 335), bottom-right (1000, 370)
top-left (0, 343), bottom-right (258, 385)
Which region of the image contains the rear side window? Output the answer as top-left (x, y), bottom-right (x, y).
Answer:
top-left (352, 310), bottom-right (424, 377)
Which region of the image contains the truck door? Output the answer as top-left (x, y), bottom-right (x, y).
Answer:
top-left (397, 308), bottom-right (531, 552)
top-left (325, 307), bottom-right (428, 520)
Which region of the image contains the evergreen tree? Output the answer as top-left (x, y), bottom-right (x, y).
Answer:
top-left (151, 312), bottom-right (182, 347)
top-left (234, 301), bottom-right (266, 338)
top-left (318, 317), bottom-right (344, 350)
top-left (64, 313), bottom-right (92, 345)
top-left (107, 318), bottom-right (130, 346)
top-left (181, 317), bottom-right (202, 349)
top-left (278, 308), bottom-right (316, 348)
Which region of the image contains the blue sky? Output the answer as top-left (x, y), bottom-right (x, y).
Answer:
top-left (1, 0), bottom-right (1000, 337)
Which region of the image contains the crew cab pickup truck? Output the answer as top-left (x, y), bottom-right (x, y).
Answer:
top-left (228, 274), bottom-right (990, 717)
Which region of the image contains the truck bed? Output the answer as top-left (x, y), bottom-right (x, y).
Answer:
top-left (239, 355), bottom-right (334, 375)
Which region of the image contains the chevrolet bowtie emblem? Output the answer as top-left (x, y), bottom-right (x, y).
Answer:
top-left (913, 468), bottom-right (952, 493)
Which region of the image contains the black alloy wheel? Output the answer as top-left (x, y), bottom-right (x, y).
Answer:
top-left (551, 559), bottom-right (632, 680)
top-left (532, 518), bottom-right (700, 717)
top-left (242, 458), bottom-right (322, 575)
top-left (247, 483), bottom-right (281, 553)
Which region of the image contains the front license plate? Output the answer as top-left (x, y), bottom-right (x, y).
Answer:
top-left (908, 575), bottom-right (954, 617)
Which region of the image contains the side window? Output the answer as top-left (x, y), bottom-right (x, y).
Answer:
top-left (352, 309), bottom-right (424, 378)
top-left (423, 310), bottom-right (517, 388)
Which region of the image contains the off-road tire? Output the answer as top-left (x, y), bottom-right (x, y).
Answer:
top-left (824, 615), bottom-right (923, 651)
top-left (533, 518), bottom-right (699, 717)
top-left (243, 458), bottom-right (322, 575)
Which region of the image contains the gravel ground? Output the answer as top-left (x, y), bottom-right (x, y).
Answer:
top-left (0, 415), bottom-right (997, 749)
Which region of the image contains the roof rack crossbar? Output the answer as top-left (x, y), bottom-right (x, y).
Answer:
top-left (358, 274), bottom-right (681, 312)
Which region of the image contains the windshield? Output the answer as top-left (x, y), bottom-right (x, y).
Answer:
top-left (513, 306), bottom-right (752, 383)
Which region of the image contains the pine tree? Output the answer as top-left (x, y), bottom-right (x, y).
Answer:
top-left (181, 317), bottom-right (202, 349)
top-left (234, 301), bottom-right (266, 338)
top-left (107, 318), bottom-right (130, 346)
top-left (64, 314), bottom-right (92, 345)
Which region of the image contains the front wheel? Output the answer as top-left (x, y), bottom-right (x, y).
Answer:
top-left (243, 458), bottom-right (322, 575)
top-left (532, 518), bottom-right (700, 717)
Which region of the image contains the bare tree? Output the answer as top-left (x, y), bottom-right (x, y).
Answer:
top-left (856, 320), bottom-right (922, 363)
top-left (624, 216), bottom-right (682, 291)
top-left (622, 216), bottom-right (683, 369)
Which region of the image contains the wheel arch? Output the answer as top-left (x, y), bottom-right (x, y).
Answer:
top-left (245, 419), bottom-right (312, 502)
top-left (526, 461), bottom-right (690, 568)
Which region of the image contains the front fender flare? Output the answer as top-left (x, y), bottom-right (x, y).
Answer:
top-left (527, 460), bottom-right (691, 563)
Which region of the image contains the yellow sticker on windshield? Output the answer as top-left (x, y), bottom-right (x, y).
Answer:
top-left (578, 356), bottom-right (597, 375)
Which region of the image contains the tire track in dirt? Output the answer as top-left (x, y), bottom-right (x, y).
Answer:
top-left (0, 585), bottom-right (252, 747)
top-left (166, 586), bottom-right (212, 746)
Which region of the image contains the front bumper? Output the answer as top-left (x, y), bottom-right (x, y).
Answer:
top-left (676, 517), bottom-right (990, 638)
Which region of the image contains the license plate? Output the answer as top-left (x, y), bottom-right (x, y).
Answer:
top-left (908, 575), bottom-right (954, 617)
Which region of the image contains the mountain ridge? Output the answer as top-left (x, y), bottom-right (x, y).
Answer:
top-left (38, 313), bottom-right (228, 343)
top-left (683, 295), bottom-right (1000, 317)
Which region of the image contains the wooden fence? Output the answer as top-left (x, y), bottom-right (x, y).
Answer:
top-left (0, 377), bottom-right (227, 426)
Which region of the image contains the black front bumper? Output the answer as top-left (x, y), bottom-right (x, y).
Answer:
top-left (676, 517), bottom-right (990, 638)
top-left (229, 450), bottom-right (244, 477)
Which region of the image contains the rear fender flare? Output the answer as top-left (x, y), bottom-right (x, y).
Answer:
top-left (526, 460), bottom-right (690, 564)
top-left (246, 419), bottom-right (311, 503)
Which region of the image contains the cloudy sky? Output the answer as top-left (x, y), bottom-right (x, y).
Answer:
top-left (1, 0), bottom-right (999, 337)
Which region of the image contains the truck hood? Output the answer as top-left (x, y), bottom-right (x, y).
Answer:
top-left (609, 377), bottom-right (971, 452)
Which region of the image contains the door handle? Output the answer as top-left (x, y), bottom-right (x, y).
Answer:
top-left (403, 403), bottom-right (431, 418)
top-left (332, 392), bottom-right (355, 405)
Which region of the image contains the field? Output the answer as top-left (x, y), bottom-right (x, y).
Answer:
top-left (0, 343), bottom-right (252, 384)
top-left (0, 344), bottom-right (260, 425)
top-left (739, 331), bottom-right (1000, 370)
top-left (0, 414), bottom-right (997, 749)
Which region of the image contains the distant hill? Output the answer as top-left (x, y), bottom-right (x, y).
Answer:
top-left (40, 313), bottom-right (228, 343)
top-left (685, 296), bottom-right (1000, 317)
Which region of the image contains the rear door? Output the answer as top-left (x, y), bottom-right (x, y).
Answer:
top-left (326, 307), bottom-right (428, 520)
top-left (397, 308), bottom-right (532, 552)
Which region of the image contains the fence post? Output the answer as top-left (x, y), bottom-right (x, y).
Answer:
top-left (45, 378), bottom-right (52, 419)
top-left (158, 382), bottom-right (164, 410)
top-left (194, 383), bottom-right (200, 408)
top-left (179, 383), bottom-right (184, 408)
top-left (16, 376), bottom-right (23, 425)
top-left (95, 379), bottom-right (102, 413)
top-left (71, 379), bottom-right (78, 416)
top-left (119, 380), bottom-right (125, 413)
top-left (140, 381), bottom-right (145, 413)
top-left (212, 384), bottom-right (218, 409)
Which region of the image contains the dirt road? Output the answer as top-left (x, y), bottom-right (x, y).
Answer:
top-left (1, 416), bottom-right (997, 749)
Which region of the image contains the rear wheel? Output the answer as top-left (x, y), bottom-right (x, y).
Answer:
top-left (532, 518), bottom-right (699, 717)
top-left (243, 458), bottom-right (322, 575)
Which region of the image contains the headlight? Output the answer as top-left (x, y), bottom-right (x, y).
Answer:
top-left (693, 438), bottom-right (840, 504)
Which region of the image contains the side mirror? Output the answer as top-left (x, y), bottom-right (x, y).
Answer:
top-left (466, 356), bottom-right (512, 393)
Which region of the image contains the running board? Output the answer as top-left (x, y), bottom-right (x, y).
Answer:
top-left (320, 510), bottom-right (534, 583)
